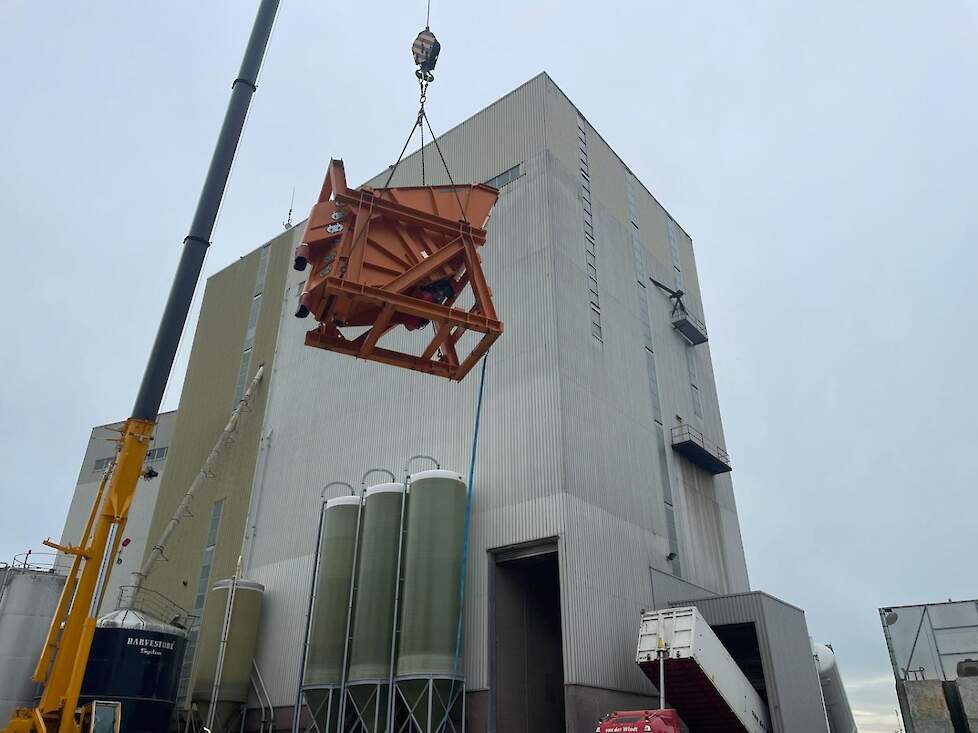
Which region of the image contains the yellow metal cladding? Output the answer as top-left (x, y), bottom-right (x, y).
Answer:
top-left (137, 228), bottom-right (294, 701)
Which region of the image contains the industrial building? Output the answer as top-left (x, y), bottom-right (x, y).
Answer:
top-left (56, 411), bottom-right (177, 609)
top-left (48, 73), bottom-right (855, 732)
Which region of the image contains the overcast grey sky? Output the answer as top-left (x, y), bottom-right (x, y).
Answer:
top-left (2, 2), bottom-right (975, 730)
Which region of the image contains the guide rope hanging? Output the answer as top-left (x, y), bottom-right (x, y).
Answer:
top-left (439, 354), bottom-right (488, 730)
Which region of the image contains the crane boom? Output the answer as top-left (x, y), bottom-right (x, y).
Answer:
top-left (4, 3), bottom-right (280, 733)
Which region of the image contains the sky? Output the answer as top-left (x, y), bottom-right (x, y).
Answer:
top-left (1, 2), bottom-right (976, 731)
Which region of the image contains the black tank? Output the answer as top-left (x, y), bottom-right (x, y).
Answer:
top-left (80, 609), bottom-right (188, 733)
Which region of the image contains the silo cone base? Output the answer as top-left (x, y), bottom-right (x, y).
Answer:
top-left (194, 700), bottom-right (241, 733)
top-left (393, 678), bottom-right (465, 732)
top-left (346, 683), bottom-right (389, 732)
top-left (303, 688), bottom-right (341, 733)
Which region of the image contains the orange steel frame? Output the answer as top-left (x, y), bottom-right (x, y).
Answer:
top-left (296, 160), bottom-right (502, 381)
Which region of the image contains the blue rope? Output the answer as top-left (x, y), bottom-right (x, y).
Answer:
top-left (446, 355), bottom-right (488, 710)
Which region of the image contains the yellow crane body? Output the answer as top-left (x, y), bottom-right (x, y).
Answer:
top-left (5, 419), bottom-right (154, 733)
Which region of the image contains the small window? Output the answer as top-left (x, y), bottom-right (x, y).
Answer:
top-left (233, 349), bottom-right (253, 404)
top-left (485, 164), bottom-right (522, 190)
top-left (93, 456), bottom-right (113, 472)
top-left (646, 349), bottom-right (662, 422)
top-left (207, 500), bottom-right (225, 547)
top-left (691, 384), bottom-right (703, 419)
top-left (254, 244), bottom-right (271, 296)
top-left (146, 447), bottom-right (168, 462)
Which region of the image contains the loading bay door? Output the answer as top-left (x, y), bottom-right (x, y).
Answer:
top-left (490, 541), bottom-right (565, 733)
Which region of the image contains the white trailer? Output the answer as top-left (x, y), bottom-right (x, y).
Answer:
top-left (636, 606), bottom-right (771, 733)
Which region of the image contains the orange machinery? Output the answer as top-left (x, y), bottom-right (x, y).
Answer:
top-left (293, 159), bottom-right (503, 381)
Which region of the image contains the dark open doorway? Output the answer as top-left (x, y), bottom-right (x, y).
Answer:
top-left (490, 545), bottom-right (565, 733)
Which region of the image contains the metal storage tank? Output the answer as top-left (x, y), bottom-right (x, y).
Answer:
top-left (79, 608), bottom-right (188, 733)
top-left (192, 578), bottom-right (264, 730)
top-left (303, 495), bottom-right (361, 730)
top-left (395, 469), bottom-right (467, 730)
top-left (347, 483), bottom-right (405, 730)
top-left (812, 641), bottom-right (858, 733)
top-left (0, 565), bottom-right (66, 722)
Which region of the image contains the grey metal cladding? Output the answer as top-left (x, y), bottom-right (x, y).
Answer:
top-left (246, 84), bottom-right (559, 701)
top-left (241, 73), bottom-right (750, 705)
top-left (674, 592), bottom-right (830, 733)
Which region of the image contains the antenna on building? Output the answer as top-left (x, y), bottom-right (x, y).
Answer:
top-left (283, 186), bottom-right (295, 229)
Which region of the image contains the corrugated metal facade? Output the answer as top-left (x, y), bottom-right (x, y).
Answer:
top-left (237, 72), bottom-right (751, 707)
top-left (675, 592), bottom-right (830, 733)
top-left (137, 226), bottom-right (296, 698)
top-left (57, 410), bottom-right (177, 607)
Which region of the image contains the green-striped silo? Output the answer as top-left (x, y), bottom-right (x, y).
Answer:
top-left (346, 482), bottom-right (406, 729)
top-left (396, 469), bottom-right (467, 679)
top-left (192, 578), bottom-right (264, 731)
top-left (303, 495), bottom-right (361, 730)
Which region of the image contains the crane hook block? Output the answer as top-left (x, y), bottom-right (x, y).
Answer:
top-left (294, 159), bottom-right (503, 381)
top-left (412, 29), bottom-right (440, 81)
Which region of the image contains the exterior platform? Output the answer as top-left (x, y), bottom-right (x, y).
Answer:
top-left (670, 425), bottom-right (732, 474)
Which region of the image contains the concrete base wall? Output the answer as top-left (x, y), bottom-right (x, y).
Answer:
top-left (956, 677), bottom-right (978, 733)
top-left (469, 684), bottom-right (663, 733)
top-left (466, 690), bottom-right (489, 733)
top-left (564, 684), bottom-right (672, 733)
top-left (239, 685), bottom-right (679, 733)
top-left (903, 680), bottom-right (954, 733)
top-left (232, 690), bottom-right (487, 733)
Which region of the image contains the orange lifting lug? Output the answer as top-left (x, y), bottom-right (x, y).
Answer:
top-left (294, 159), bottom-right (503, 381)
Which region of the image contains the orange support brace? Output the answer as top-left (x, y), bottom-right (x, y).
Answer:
top-left (295, 159), bottom-right (503, 381)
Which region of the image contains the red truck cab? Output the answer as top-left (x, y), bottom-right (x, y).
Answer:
top-left (595, 709), bottom-right (682, 733)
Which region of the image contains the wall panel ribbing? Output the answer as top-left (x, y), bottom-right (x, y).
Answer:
top-left (161, 73), bottom-right (752, 715)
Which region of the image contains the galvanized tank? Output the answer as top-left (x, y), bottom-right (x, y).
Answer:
top-left (80, 608), bottom-right (188, 733)
top-left (0, 566), bottom-right (66, 721)
top-left (812, 641), bottom-right (858, 733)
top-left (303, 495), bottom-right (361, 729)
top-left (395, 469), bottom-right (467, 678)
top-left (192, 578), bottom-right (264, 729)
top-left (347, 483), bottom-right (405, 729)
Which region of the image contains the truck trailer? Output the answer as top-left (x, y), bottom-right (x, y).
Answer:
top-left (635, 607), bottom-right (771, 733)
